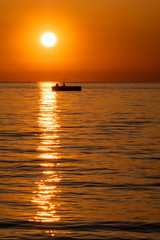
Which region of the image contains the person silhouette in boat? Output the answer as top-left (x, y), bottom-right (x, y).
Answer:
top-left (55, 82), bottom-right (66, 87)
top-left (62, 78), bottom-right (66, 87)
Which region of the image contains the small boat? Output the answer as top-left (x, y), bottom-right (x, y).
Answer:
top-left (52, 83), bottom-right (81, 91)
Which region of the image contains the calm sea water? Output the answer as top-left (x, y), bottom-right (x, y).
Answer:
top-left (0, 82), bottom-right (160, 240)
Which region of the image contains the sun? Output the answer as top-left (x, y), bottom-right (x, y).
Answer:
top-left (41, 32), bottom-right (57, 47)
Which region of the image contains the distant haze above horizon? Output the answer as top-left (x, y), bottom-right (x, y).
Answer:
top-left (0, 0), bottom-right (160, 82)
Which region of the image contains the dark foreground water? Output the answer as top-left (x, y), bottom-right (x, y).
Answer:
top-left (0, 82), bottom-right (160, 240)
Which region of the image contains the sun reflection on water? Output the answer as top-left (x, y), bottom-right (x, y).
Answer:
top-left (31, 82), bottom-right (61, 225)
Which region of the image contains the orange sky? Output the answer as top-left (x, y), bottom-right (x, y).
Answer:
top-left (0, 0), bottom-right (160, 82)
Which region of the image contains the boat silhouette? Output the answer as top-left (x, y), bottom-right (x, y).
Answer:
top-left (52, 83), bottom-right (81, 91)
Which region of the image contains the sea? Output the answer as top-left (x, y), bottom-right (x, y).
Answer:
top-left (0, 82), bottom-right (160, 240)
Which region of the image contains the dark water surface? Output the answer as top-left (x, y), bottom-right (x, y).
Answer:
top-left (0, 82), bottom-right (160, 240)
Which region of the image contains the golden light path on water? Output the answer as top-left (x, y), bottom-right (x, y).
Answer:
top-left (31, 82), bottom-right (61, 234)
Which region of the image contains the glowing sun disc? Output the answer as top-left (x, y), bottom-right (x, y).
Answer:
top-left (41, 32), bottom-right (57, 47)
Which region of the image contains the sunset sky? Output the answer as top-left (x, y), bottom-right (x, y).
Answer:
top-left (0, 0), bottom-right (160, 82)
